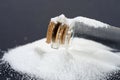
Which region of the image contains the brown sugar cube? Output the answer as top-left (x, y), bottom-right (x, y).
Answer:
top-left (46, 21), bottom-right (56, 43)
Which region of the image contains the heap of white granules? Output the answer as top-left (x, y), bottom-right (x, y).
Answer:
top-left (2, 15), bottom-right (120, 80)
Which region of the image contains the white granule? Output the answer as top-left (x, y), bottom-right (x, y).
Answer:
top-left (51, 14), bottom-right (68, 25)
top-left (73, 16), bottom-right (109, 28)
top-left (51, 14), bottom-right (109, 28)
top-left (2, 38), bottom-right (120, 80)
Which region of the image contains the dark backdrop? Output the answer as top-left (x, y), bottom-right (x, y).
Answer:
top-left (0, 0), bottom-right (120, 79)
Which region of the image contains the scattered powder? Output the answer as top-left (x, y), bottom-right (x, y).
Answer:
top-left (2, 38), bottom-right (120, 80)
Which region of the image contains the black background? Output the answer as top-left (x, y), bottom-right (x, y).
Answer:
top-left (0, 0), bottom-right (120, 80)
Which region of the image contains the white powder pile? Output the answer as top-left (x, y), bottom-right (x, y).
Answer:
top-left (1, 14), bottom-right (120, 80)
top-left (2, 38), bottom-right (120, 80)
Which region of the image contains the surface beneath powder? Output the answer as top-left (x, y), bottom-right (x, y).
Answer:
top-left (2, 38), bottom-right (120, 80)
